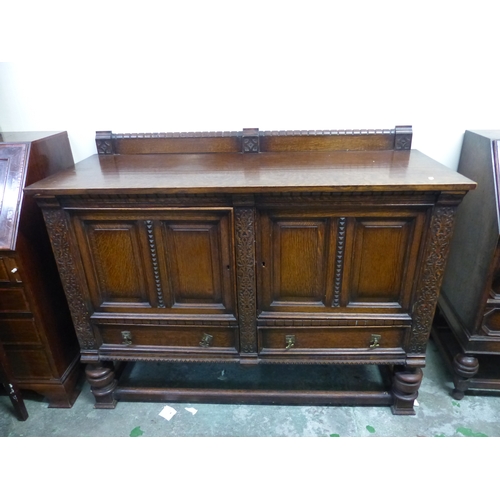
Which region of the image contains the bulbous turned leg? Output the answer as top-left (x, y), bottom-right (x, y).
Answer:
top-left (391, 366), bottom-right (423, 415)
top-left (452, 353), bottom-right (479, 400)
top-left (85, 362), bottom-right (117, 409)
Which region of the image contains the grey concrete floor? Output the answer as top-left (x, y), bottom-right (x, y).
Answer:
top-left (1, 339), bottom-right (500, 438)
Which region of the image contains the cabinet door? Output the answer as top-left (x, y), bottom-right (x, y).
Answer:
top-left (345, 214), bottom-right (425, 312)
top-left (71, 209), bottom-right (235, 315)
top-left (258, 210), bottom-right (336, 312)
top-left (257, 208), bottom-right (426, 314)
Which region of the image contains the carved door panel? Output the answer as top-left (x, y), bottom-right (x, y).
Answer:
top-left (257, 210), bottom-right (337, 313)
top-left (343, 213), bottom-right (426, 313)
top-left (71, 209), bottom-right (236, 315)
top-left (257, 208), bottom-right (426, 314)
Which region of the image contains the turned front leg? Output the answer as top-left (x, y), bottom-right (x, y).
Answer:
top-left (85, 362), bottom-right (117, 409)
top-left (391, 366), bottom-right (423, 415)
top-left (452, 353), bottom-right (479, 400)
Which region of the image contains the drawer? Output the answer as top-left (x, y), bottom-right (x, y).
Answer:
top-left (0, 256), bottom-right (22, 284)
top-left (3, 346), bottom-right (54, 379)
top-left (0, 318), bottom-right (40, 344)
top-left (0, 287), bottom-right (31, 313)
top-left (258, 327), bottom-right (406, 353)
top-left (96, 324), bottom-right (239, 352)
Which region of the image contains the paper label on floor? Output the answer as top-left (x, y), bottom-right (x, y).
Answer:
top-left (185, 407), bottom-right (197, 415)
top-left (159, 405), bottom-right (177, 421)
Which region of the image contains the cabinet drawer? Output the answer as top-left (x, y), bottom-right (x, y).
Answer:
top-left (0, 318), bottom-right (40, 344)
top-left (0, 287), bottom-right (31, 313)
top-left (258, 327), bottom-right (406, 353)
top-left (3, 346), bottom-right (54, 379)
top-left (96, 324), bottom-right (239, 352)
top-left (0, 256), bottom-right (22, 284)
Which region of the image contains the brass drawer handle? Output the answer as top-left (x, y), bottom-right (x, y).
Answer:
top-left (121, 331), bottom-right (132, 345)
top-left (285, 335), bottom-right (296, 350)
top-left (369, 334), bottom-right (381, 349)
top-left (199, 333), bottom-right (213, 348)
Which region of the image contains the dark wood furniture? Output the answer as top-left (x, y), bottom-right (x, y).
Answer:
top-left (25, 126), bottom-right (475, 414)
top-left (0, 132), bottom-right (81, 408)
top-left (432, 130), bottom-right (500, 399)
top-left (0, 338), bottom-right (28, 420)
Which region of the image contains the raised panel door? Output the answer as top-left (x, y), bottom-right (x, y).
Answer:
top-left (72, 209), bottom-right (236, 316)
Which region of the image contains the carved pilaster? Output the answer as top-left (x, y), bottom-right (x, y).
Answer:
top-left (41, 204), bottom-right (95, 350)
top-left (234, 203), bottom-right (257, 355)
top-left (408, 205), bottom-right (457, 353)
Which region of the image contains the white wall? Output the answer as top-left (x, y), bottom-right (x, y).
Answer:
top-left (1, 0), bottom-right (500, 168)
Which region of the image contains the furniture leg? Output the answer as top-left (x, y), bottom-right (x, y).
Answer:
top-left (391, 366), bottom-right (423, 415)
top-left (85, 362), bottom-right (117, 409)
top-left (452, 353), bottom-right (479, 400)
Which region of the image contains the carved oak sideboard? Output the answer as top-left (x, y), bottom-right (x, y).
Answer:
top-left (0, 132), bottom-right (81, 407)
top-left (25, 126), bottom-right (475, 414)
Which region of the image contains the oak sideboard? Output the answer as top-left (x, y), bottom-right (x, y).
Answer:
top-left (25, 126), bottom-right (475, 414)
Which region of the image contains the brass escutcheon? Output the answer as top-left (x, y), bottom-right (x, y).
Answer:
top-left (121, 331), bottom-right (132, 345)
top-left (285, 335), bottom-right (296, 350)
top-left (199, 333), bottom-right (213, 348)
top-left (369, 334), bottom-right (381, 349)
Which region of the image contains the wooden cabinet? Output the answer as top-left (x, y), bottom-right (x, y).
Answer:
top-left (0, 132), bottom-right (81, 407)
top-left (433, 130), bottom-right (500, 399)
top-left (25, 126), bottom-right (475, 414)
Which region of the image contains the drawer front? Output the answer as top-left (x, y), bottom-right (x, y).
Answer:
top-left (96, 324), bottom-right (239, 352)
top-left (0, 318), bottom-right (40, 344)
top-left (3, 346), bottom-right (54, 379)
top-left (0, 287), bottom-right (31, 313)
top-left (258, 327), bottom-right (406, 353)
top-left (0, 256), bottom-right (22, 284)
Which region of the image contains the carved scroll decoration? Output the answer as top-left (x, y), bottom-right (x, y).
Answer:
top-left (333, 217), bottom-right (346, 307)
top-left (234, 207), bottom-right (257, 353)
top-left (42, 208), bottom-right (95, 349)
top-left (145, 220), bottom-right (166, 308)
top-left (409, 206), bottom-right (457, 353)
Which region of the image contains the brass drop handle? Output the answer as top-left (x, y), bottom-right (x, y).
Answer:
top-left (121, 331), bottom-right (132, 345)
top-left (199, 333), bottom-right (213, 348)
top-left (285, 335), bottom-right (296, 350)
top-left (369, 334), bottom-right (381, 349)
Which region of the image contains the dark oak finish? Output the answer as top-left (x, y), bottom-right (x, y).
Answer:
top-left (26, 126), bottom-right (475, 414)
top-left (0, 337), bottom-right (28, 420)
top-left (0, 132), bottom-right (82, 408)
top-left (432, 130), bottom-right (500, 398)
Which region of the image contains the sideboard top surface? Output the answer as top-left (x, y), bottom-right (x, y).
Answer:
top-left (25, 149), bottom-right (475, 195)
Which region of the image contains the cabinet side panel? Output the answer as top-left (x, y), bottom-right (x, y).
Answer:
top-left (440, 132), bottom-right (499, 334)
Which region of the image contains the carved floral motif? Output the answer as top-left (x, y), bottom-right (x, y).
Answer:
top-left (409, 206), bottom-right (457, 353)
top-left (234, 207), bottom-right (257, 353)
top-left (42, 208), bottom-right (95, 349)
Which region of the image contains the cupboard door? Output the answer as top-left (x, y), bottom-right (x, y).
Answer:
top-left (72, 209), bottom-right (235, 315)
top-left (345, 214), bottom-right (426, 312)
top-left (257, 209), bottom-right (426, 314)
top-left (257, 210), bottom-right (336, 312)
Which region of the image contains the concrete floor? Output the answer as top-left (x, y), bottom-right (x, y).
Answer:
top-left (1, 339), bottom-right (500, 438)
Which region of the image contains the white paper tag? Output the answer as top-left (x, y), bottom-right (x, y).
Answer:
top-left (159, 405), bottom-right (177, 421)
top-left (414, 399), bottom-right (419, 407)
top-left (185, 407), bottom-right (198, 415)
